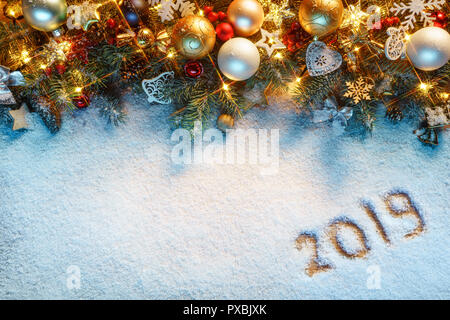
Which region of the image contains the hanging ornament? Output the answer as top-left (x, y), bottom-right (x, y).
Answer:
top-left (137, 28), bottom-right (155, 48)
top-left (142, 71), bottom-right (175, 104)
top-left (227, 0), bottom-right (264, 37)
top-left (255, 29), bottom-right (286, 57)
top-left (22, 0), bottom-right (68, 32)
top-left (218, 37), bottom-right (260, 81)
top-left (216, 22), bottom-right (234, 42)
top-left (385, 27), bottom-right (407, 61)
top-left (73, 94), bottom-right (90, 109)
top-left (298, 0), bottom-right (344, 37)
top-left (120, 0), bottom-right (140, 27)
top-left (0, 66), bottom-right (25, 105)
top-left (306, 41), bottom-right (342, 76)
top-left (184, 61), bottom-right (204, 78)
top-left (406, 26), bottom-right (450, 71)
top-left (217, 114), bottom-right (235, 132)
top-left (171, 16), bottom-right (216, 60)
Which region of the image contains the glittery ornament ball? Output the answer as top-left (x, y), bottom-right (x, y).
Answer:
top-left (298, 0), bottom-right (344, 37)
top-left (22, 0), bottom-right (68, 32)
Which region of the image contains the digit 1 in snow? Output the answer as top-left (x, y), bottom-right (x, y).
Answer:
top-left (361, 201), bottom-right (391, 245)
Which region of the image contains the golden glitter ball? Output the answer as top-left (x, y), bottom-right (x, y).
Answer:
top-left (171, 15), bottom-right (216, 60)
top-left (137, 28), bottom-right (155, 48)
top-left (217, 114), bottom-right (235, 132)
top-left (298, 0), bottom-right (344, 37)
top-left (227, 0), bottom-right (264, 37)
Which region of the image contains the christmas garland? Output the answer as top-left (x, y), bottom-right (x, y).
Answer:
top-left (0, 0), bottom-right (449, 145)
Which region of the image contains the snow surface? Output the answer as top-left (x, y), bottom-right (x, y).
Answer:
top-left (0, 93), bottom-right (449, 299)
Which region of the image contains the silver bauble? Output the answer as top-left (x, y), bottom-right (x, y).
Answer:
top-left (406, 27), bottom-right (450, 71)
top-left (218, 37), bottom-right (260, 81)
top-left (22, 0), bottom-right (68, 32)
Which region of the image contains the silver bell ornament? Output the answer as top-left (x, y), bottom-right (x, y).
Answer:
top-left (406, 27), bottom-right (450, 71)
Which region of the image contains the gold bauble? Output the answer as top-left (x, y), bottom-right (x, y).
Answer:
top-left (227, 0), bottom-right (264, 37)
top-left (217, 114), bottom-right (235, 132)
top-left (22, 0), bottom-right (68, 32)
top-left (137, 28), bottom-right (155, 48)
top-left (298, 0), bottom-right (344, 37)
top-left (171, 16), bottom-right (216, 60)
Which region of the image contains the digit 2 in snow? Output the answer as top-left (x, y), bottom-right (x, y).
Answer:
top-left (295, 191), bottom-right (425, 277)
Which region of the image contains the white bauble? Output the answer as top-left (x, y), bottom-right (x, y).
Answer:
top-left (406, 27), bottom-right (450, 71)
top-left (218, 37), bottom-right (260, 81)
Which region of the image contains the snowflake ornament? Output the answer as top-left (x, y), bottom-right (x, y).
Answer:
top-left (255, 29), bottom-right (286, 57)
top-left (390, 0), bottom-right (445, 30)
top-left (344, 77), bottom-right (374, 104)
top-left (152, 0), bottom-right (196, 22)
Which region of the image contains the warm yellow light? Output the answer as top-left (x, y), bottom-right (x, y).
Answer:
top-left (296, 77), bottom-right (301, 83)
top-left (223, 83), bottom-right (229, 91)
top-left (167, 52), bottom-right (174, 58)
top-left (354, 47), bottom-right (360, 52)
top-left (274, 52), bottom-right (283, 59)
top-left (404, 34), bottom-right (410, 41)
top-left (441, 92), bottom-right (449, 99)
top-left (9, 10), bottom-right (16, 17)
top-left (75, 87), bottom-right (83, 93)
top-left (419, 83), bottom-right (431, 91)
top-left (199, 10), bottom-right (204, 16)
top-left (21, 51), bottom-right (31, 63)
top-left (40, 64), bottom-right (47, 69)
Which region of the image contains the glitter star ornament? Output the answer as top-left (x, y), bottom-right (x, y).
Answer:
top-left (255, 29), bottom-right (286, 57)
top-left (264, 0), bottom-right (295, 28)
top-left (344, 77), bottom-right (374, 104)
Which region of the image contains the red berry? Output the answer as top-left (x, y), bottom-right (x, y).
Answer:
top-left (106, 18), bottom-right (117, 29)
top-left (218, 11), bottom-right (227, 21)
top-left (55, 64), bottom-right (66, 75)
top-left (204, 6), bottom-right (213, 15)
top-left (436, 12), bottom-right (446, 21)
top-left (207, 11), bottom-right (219, 23)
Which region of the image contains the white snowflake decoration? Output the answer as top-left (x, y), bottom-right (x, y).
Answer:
top-left (390, 0), bottom-right (445, 30)
top-left (67, 2), bottom-right (100, 30)
top-left (385, 27), bottom-right (407, 60)
top-left (425, 103), bottom-right (450, 126)
top-left (152, 0), bottom-right (196, 22)
top-left (255, 29), bottom-right (286, 57)
top-left (142, 72), bottom-right (174, 105)
top-left (344, 77), bottom-right (374, 104)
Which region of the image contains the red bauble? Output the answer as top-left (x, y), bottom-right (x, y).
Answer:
top-left (73, 94), bottom-right (90, 109)
top-left (184, 61), bottom-right (204, 78)
top-left (218, 11), bottom-right (227, 21)
top-left (432, 11), bottom-right (448, 28)
top-left (207, 11), bottom-right (219, 22)
top-left (216, 22), bottom-right (234, 41)
top-left (55, 63), bottom-right (66, 75)
top-left (106, 18), bottom-right (117, 29)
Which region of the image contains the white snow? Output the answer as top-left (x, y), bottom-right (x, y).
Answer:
top-left (0, 93), bottom-right (449, 299)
